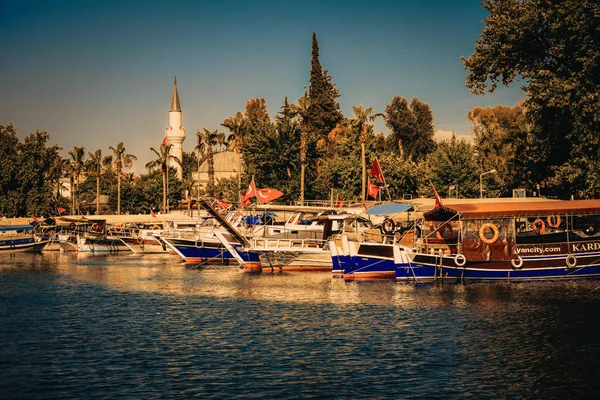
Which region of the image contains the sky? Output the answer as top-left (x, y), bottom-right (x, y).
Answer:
top-left (0, 0), bottom-right (525, 174)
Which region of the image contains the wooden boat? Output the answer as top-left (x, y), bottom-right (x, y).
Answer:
top-left (337, 199), bottom-right (600, 282)
top-left (0, 224), bottom-right (48, 252)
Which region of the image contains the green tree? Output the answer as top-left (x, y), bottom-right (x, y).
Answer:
top-left (289, 95), bottom-right (313, 205)
top-left (221, 112), bottom-right (246, 192)
top-left (384, 96), bottom-right (436, 162)
top-left (350, 105), bottom-right (384, 202)
top-left (67, 146), bottom-right (86, 215)
top-left (308, 32), bottom-right (344, 143)
top-left (419, 134), bottom-right (479, 199)
top-left (196, 128), bottom-right (226, 197)
top-left (145, 144), bottom-right (181, 213)
top-left (85, 149), bottom-right (111, 214)
top-left (462, 0), bottom-right (600, 198)
top-left (0, 124), bottom-right (22, 216)
top-left (47, 155), bottom-right (69, 210)
top-left (107, 142), bottom-right (137, 215)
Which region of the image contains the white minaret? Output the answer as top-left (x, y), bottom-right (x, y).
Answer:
top-left (165, 76), bottom-right (186, 180)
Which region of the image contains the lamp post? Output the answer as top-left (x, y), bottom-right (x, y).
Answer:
top-left (480, 169), bottom-right (497, 198)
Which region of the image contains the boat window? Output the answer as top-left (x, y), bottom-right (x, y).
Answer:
top-left (358, 244), bottom-right (394, 258)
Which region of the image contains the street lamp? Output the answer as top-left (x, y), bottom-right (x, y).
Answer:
top-left (480, 169), bottom-right (497, 198)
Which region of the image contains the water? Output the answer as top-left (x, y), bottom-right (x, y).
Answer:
top-left (1, 252), bottom-right (600, 399)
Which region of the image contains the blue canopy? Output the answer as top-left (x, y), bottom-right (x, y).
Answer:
top-left (0, 224), bottom-right (34, 232)
top-left (366, 202), bottom-right (413, 215)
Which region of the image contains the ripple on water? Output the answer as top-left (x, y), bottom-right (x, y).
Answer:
top-left (1, 252), bottom-right (600, 398)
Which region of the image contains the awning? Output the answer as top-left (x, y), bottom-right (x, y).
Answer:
top-left (366, 202), bottom-right (413, 215)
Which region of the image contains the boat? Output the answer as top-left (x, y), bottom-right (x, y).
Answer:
top-left (111, 221), bottom-right (168, 254)
top-left (53, 217), bottom-right (131, 253)
top-left (401, 199), bottom-right (600, 282)
top-left (0, 224), bottom-right (48, 252)
top-left (329, 202), bottom-right (417, 280)
top-left (337, 199), bottom-right (600, 282)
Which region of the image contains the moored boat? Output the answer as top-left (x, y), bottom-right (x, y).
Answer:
top-left (0, 224), bottom-right (48, 252)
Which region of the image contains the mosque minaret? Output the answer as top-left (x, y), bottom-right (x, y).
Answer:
top-left (165, 76), bottom-right (186, 180)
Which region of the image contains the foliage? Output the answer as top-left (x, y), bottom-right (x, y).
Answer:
top-left (418, 134), bottom-right (479, 199)
top-left (196, 128), bottom-right (227, 197)
top-left (308, 32), bottom-right (344, 144)
top-left (384, 95), bottom-right (436, 162)
top-left (0, 124), bottom-right (62, 217)
top-left (463, 0), bottom-right (600, 198)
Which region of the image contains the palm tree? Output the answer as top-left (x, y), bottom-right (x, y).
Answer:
top-left (196, 128), bottom-right (226, 197)
top-left (146, 144), bottom-right (180, 214)
top-left (221, 112), bottom-right (246, 193)
top-left (47, 155), bottom-right (68, 206)
top-left (68, 146), bottom-right (86, 214)
top-left (107, 142), bottom-right (137, 215)
top-left (86, 149), bottom-right (111, 215)
top-left (351, 105), bottom-right (383, 202)
top-left (289, 95), bottom-right (312, 206)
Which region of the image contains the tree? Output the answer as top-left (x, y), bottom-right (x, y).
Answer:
top-left (307, 32), bottom-right (344, 143)
top-left (47, 155), bottom-right (69, 209)
top-left (350, 105), bottom-right (383, 201)
top-left (86, 149), bottom-right (111, 214)
top-left (384, 95), bottom-right (436, 162)
top-left (107, 142), bottom-right (137, 215)
top-left (289, 95), bottom-right (313, 205)
top-left (146, 144), bottom-right (180, 213)
top-left (221, 112), bottom-right (246, 192)
top-left (67, 146), bottom-right (86, 215)
top-left (462, 0), bottom-right (600, 198)
top-left (196, 128), bottom-right (226, 197)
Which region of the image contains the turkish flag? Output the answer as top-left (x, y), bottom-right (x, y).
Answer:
top-left (367, 177), bottom-right (380, 199)
top-left (58, 207), bottom-right (66, 215)
top-left (431, 181), bottom-right (443, 208)
top-left (336, 195), bottom-right (344, 208)
top-left (257, 188), bottom-right (284, 204)
top-left (368, 157), bottom-right (385, 184)
top-left (216, 198), bottom-right (229, 209)
top-left (241, 178), bottom-right (257, 204)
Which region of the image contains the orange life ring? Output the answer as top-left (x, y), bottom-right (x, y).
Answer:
top-left (114, 224), bottom-right (122, 233)
top-left (436, 223), bottom-right (453, 240)
top-left (546, 215), bottom-right (561, 229)
top-left (152, 225), bottom-right (160, 230)
top-left (479, 223), bottom-right (499, 244)
top-left (532, 218), bottom-right (546, 234)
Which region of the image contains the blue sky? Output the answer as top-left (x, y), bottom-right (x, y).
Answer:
top-left (0, 0), bottom-right (525, 174)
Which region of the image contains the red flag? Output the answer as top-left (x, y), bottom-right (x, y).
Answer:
top-left (367, 177), bottom-right (380, 199)
top-left (368, 157), bottom-right (385, 184)
top-left (336, 195), bottom-right (344, 208)
top-left (162, 136), bottom-right (169, 145)
top-left (431, 181), bottom-right (443, 208)
top-left (216, 198), bottom-right (229, 209)
top-left (241, 177), bottom-right (257, 204)
top-left (58, 207), bottom-right (66, 215)
top-left (150, 208), bottom-right (157, 218)
top-left (257, 188), bottom-right (284, 204)
top-left (361, 199), bottom-right (369, 210)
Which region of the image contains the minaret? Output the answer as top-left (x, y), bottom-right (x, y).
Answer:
top-left (165, 76), bottom-right (186, 180)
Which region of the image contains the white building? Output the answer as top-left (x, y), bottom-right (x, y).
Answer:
top-left (165, 77), bottom-right (186, 180)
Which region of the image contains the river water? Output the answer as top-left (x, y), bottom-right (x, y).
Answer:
top-left (1, 252), bottom-right (600, 399)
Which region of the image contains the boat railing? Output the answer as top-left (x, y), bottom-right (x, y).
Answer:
top-left (248, 237), bottom-right (328, 251)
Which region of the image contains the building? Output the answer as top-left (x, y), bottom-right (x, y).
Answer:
top-left (165, 77), bottom-right (186, 180)
top-left (194, 151), bottom-right (239, 191)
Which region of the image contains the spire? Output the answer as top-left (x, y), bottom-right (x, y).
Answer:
top-left (170, 76), bottom-right (181, 112)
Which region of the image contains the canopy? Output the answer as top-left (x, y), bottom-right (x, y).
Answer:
top-left (0, 225), bottom-right (34, 232)
top-left (424, 199), bottom-right (600, 220)
top-left (365, 202), bottom-right (413, 215)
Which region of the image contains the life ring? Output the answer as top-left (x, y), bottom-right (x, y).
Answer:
top-left (566, 254), bottom-right (577, 268)
top-left (511, 255), bottom-right (523, 270)
top-left (114, 224), bottom-right (122, 233)
top-left (532, 219), bottom-right (546, 234)
top-left (69, 222), bottom-right (76, 230)
top-left (479, 223), bottom-right (499, 244)
top-left (91, 223), bottom-right (103, 233)
top-left (381, 218), bottom-right (395, 235)
top-left (454, 254), bottom-right (466, 267)
top-left (195, 239), bottom-right (204, 248)
top-left (152, 225), bottom-right (161, 230)
top-left (436, 224), bottom-right (453, 240)
top-left (137, 236), bottom-right (144, 244)
top-left (546, 215), bottom-right (561, 229)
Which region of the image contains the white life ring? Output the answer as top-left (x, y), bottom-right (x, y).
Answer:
top-left (454, 254), bottom-right (466, 267)
top-left (566, 254), bottom-right (577, 269)
top-left (511, 255), bottom-right (524, 270)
